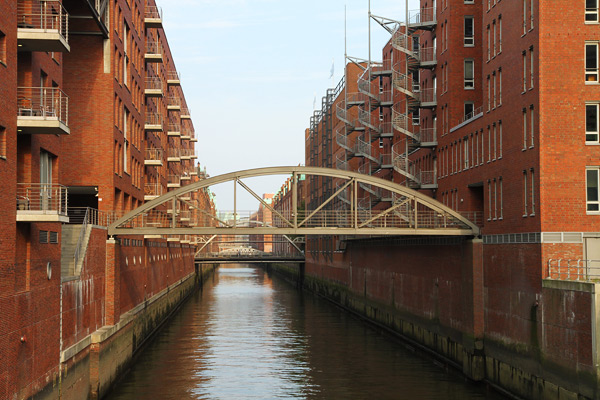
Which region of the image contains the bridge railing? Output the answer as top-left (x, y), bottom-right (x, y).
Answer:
top-left (547, 259), bottom-right (600, 281)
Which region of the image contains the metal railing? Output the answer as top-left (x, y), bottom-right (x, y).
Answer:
top-left (168, 149), bottom-right (181, 159)
top-left (17, 87), bottom-right (69, 126)
top-left (167, 123), bottom-right (180, 134)
top-left (168, 175), bottom-right (180, 185)
top-left (145, 182), bottom-right (163, 197)
top-left (168, 96), bottom-right (180, 107)
top-left (145, 77), bottom-right (162, 91)
top-left (145, 148), bottom-right (162, 162)
top-left (17, 0), bottom-right (69, 43)
top-left (458, 106), bottom-right (484, 126)
top-left (335, 153), bottom-right (349, 171)
top-left (145, 112), bottom-right (162, 126)
top-left (146, 41), bottom-right (162, 56)
top-left (17, 183), bottom-right (68, 215)
top-left (145, 5), bottom-right (162, 20)
top-left (458, 211), bottom-right (484, 227)
top-left (408, 7), bottom-right (436, 26)
top-left (180, 107), bottom-right (191, 117)
top-left (167, 70), bottom-right (180, 81)
top-left (547, 259), bottom-right (600, 281)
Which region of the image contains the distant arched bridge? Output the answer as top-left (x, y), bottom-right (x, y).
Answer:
top-left (107, 166), bottom-right (480, 237)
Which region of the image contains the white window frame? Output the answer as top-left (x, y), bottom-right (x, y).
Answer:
top-left (586, 0), bottom-right (599, 23)
top-left (523, 170), bottom-right (528, 217)
top-left (586, 42), bottom-right (599, 83)
top-left (586, 103), bottom-right (599, 144)
top-left (587, 167), bottom-right (600, 213)
top-left (523, 108), bottom-right (528, 150)
top-left (530, 168), bottom-right (535, 216)
top-left (464, 16), bottom-right (475, 46)
top-left (530, 106), bottom-right (535, 148)
top-left (464, 59), bottom-right (475, 89)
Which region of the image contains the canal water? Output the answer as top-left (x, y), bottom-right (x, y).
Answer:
top-left (107, 265), bottom-right (507, 400)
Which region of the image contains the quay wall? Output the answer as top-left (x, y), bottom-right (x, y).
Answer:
top-left (269, 238), bottom-right (600, 400)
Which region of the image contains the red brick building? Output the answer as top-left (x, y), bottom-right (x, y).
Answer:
top-left (304, 0), bottom-right (600, 398)
top-left (0, 1), bottom-right (213, 398)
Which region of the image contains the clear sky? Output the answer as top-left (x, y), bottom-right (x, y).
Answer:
top-left (160, 0), bottom-right (419, 211)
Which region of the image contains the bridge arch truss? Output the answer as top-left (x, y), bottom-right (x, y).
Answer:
top-left (107, 166), bottom-right (480, 237)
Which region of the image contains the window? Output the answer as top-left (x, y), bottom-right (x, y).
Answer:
top-left (0, 126), bottom-right (5, 159)
top-left (123, 23), bottom-right (129, 86)
top-left (379, 138), bottom-right (383, 148)
top-left (523, 108), bottom-right (528, 150)
top-left (530, 106), bottom-right (535, 147)
top-left (530, 168), bottom-right (535, 216)
top-left (487, 126), bottom-right (491, 162)
top-left (488, 180), bottom-right (492, 221)
top-left (499, 177), bottom-right (503, 219)
top-left (465, 0), bottom-right (474, 3)
top-left (586, 103), bottom-right (599, 143)
top-left (487, 76), bottom-right (491, 111)
top-left (464, 16), bottom-right (474, 46)
top-left (493, 123), bottom-right (497, 160)
top-left (498, 68), bottom-right (502, 105)
top-left (586, 43), bottom-right (598, 82)
top-left (530, 47), bottom-right (534, 89)
top-left (530, 0), bottom-right (534, 30)
top-left (464, 59), bottom-right (474, 88)
top-left (523, 51), bottom-right (527, 91)
top-left (523, 170), bottom-right (528, 216)
top-left (586, 0), bottom-right (599, 22)
top-left (587, 168), bottom-right (600, 212)
top-left (498, 16), bottom-right (502, 52)
top-left (494, 179), bottom-right (498, 220)
top-left (493, 72), bottom-right (497, 108)
top-left (124, 107), bottom-right (129, 174)
top-left (0, 30), bottom-right (5, 65)
top-left (481, 129), bottom-right (484, 165)
top-left (523, 0), bottom-right (527, 34)
top-left (464, 138), bottom-right (469, 170)
top-left (499, 121), bottom-right (503, 158)
top-left (487, 25), bottom-right (491, 60)
top-left (465, 102), bottom-right (474, 119)
top-left (493, 21), bottom-right (497, 56)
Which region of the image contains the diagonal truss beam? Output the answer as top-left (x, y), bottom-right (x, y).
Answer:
top-left (370, 14), bottom-right (402, 34)
top-left (359, 198), bottom-right (411, 228)
top-left (299, 178), bottom-right (354, 228)
top-left (236, 178), bottom-right (294, 228)
top-left (177, 195), bottom-right (232, 227)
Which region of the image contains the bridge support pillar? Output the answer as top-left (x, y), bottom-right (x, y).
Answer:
top-left (105, 238), bottom-right (121, 325)
top-left (462, 238), bottom-right (485, 381)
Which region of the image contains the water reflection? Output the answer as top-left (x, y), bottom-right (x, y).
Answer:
top-left (107, 265), bottom-right (505, 400)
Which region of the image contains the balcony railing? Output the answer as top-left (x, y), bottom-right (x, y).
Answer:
top-left (144, 5), bottom-right (162, 28)
top-left (144, 182), bottom-right (163, 200)
top-left (144, 148), bottom-right (163, 166)
top-left (16, 183), bottom-right (68, 222)
top-left (167, 123), bottom-right (181, 136)
top-left (17, 87), bottom-right (69, 134)
top-left (180, 108), bottom-right (191, 119)
top-left (167, 96), bottom-right (181, 110)
top-left (167, 175), bottom-right (181, 188)
top-left (145, 77), bottom-right (163, 97)
top-left (547, 259), bottom-right (600, 281)
top-left (145, 112), bottom-right (162, 131)
top-left (408, 7), bottom-right (437, 28)
top-left (17, 0), bottom-right (70, 52)
top-left (167, 70), bottom-right (181, 85)
top-left (145, 41), bottom-right (163, 62)
top-left (168, 149), bottom-right (181, 162)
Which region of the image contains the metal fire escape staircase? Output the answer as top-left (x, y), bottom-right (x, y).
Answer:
top-left (389, 7), bottom-right (437, 189)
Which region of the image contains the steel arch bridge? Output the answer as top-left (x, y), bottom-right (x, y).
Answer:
top-left (107, 166), bottom-right (480, 237)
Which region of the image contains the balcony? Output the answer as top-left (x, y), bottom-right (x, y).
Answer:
top-left (167, 149), bottom-right (181, 163)
top-left (167, 96), bottom-right (181, 111)
top-left (16, 183), bottom-right (69, 222)
top-left (392, 142), bottom-right (437, 190)
top-left (17, 87), bottom-right (70, 135)
top-left (335, 102), bottom-right (365, 132)
top-left (391, 31), bottom-right (436, 70)
top-left (145, 148), bottom-right (163, 166)
top-left (144, 5), bottom-right (162, 29)
top-left (181, 130), bottom-right (192, 140)
top-left (408, 7), bottom-right (437, 30)
top-left (145, 77), bottom-right (163, 97)
top-left (370, 60), bottom-right (393, 77)
top-left (167, 175), bottom-right (181, 188)
top-left (17, 0), bottom-right (70, 52)
top-left (167, 70), bottom-right (181, 86)
top-left (180, 108), bottom-right (191, 120)
top-left (180, 173), bottom-right (191, 181)
top-left (145, 113), bottom-right (162, 131)
top-left (180, 148), bottom-right (195, 160)
top-left (167, 123), bottom-right (181, 137)
top-left (144, 183), bottom-right (162, 201)
top-left (145, 41), bottom-right (163, 63)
